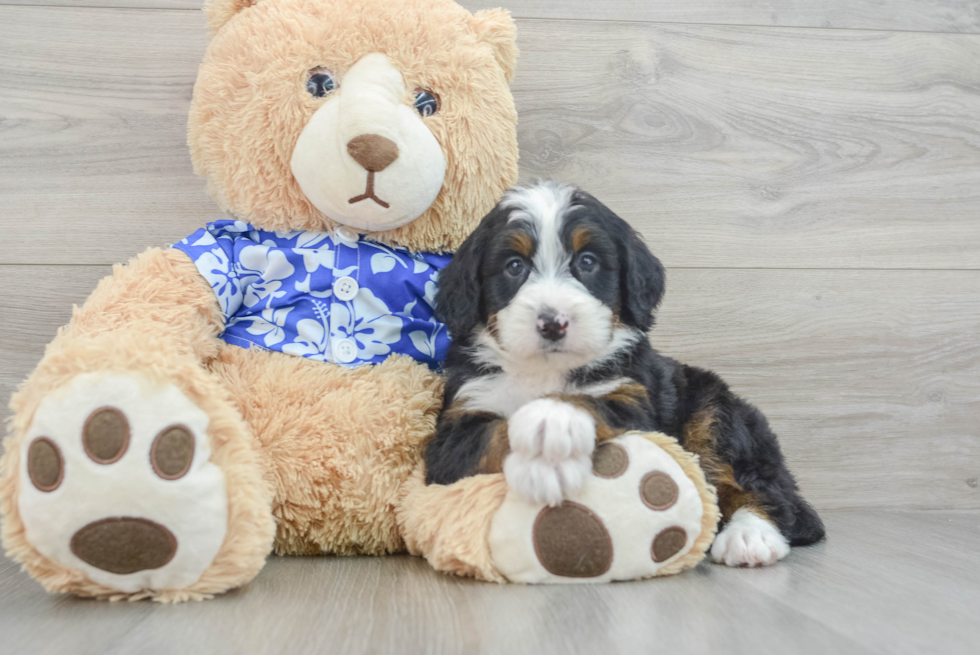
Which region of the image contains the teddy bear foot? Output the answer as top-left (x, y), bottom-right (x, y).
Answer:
top-left (16, 372), bottom-right (229, 594)
top-left (488, 432), bottom-right (719, 583)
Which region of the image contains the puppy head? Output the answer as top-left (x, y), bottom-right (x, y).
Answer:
top-left (437, 181), bottom-right (665, 370)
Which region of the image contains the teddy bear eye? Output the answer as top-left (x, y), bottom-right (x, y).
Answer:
top-left (306, 67), bottom-right (337, 98)
top-left (414, 90), bottom-right (439, 117)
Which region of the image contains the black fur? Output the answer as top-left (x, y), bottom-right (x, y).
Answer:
top-left (426, 186), bottom-right (825, 548)
top-left (568, 192), bottom-right (665, 332)
top-left (433, 205), bottom-right (508, 338)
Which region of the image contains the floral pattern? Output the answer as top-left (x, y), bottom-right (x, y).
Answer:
top-left (174, 220), bottom-right (451, 369)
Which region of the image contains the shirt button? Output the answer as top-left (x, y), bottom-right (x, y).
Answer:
top-left (336, 226), bottom-right (359, 244)
top-left (333, 276), bottom-right (359, 301)
top-left (334, 338), bottom-right (357, 364)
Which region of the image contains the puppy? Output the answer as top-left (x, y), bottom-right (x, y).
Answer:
top-left (425, 181), bottom-right (825, 567)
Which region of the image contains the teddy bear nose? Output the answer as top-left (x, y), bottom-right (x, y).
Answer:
top-left (347, 134), bottom-right (399, 172)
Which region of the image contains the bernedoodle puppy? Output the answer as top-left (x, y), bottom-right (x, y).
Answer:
top-left (424, 181), bottom-right (825, 567)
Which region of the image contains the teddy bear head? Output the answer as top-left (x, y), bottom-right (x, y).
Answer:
top-left (190, 0), bottom-right (519, 252)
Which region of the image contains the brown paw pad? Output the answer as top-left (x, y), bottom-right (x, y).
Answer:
top-left (592, 442), bottom-right (628, 479)
top-left (640, 471), bottom-right (678, 510)
top-left (533, 502), bottom-right (613, 578)
top-left (150, 426), bottom-right (195, 480)
top-left (651, 526), bottom-right (688, 563)
top-left (70, 517), bottom-right (177, 574)
top-left (83, 407), bottom-right (130, 464)
top-left (27, 437), bottom-right (64, 492)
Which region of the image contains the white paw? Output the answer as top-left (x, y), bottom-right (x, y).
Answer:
top-left (711, 508), bottom-right (790, 567)
top-left (503, 398), bottom-right (596, 506)
top-left (18, 373), bottom-right (228, 593)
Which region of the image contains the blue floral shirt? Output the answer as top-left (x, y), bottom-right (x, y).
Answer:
top-left (173, 220), bottom-right (451, 369)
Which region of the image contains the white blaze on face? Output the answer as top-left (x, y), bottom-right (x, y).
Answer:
top-left (495, 182), bottom-right (615, 371)
top-left (290, 53), bottom-right (447, 232)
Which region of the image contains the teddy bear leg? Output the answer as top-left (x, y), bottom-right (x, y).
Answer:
top-left (0, 250), bottom-right (276, 601)
top-left (488, 432), bottom-right (719, 583)
top-left (397, 470), bottom-right (510, 582)
top-left (399, 432), bottom-right (719, 584)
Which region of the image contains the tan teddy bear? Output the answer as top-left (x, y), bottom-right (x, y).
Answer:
top-left (1, 0), bottom-right (716, 601)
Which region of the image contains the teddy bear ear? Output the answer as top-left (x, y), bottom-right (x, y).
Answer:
top-left (204, 0), bottom-right (262, 35)
top-left (470, 8), bottom-right (519, 83)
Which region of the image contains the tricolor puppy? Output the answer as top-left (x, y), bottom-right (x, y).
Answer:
top-left (425, 181), bottom-right (825, 567)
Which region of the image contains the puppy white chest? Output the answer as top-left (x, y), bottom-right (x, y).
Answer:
top-left (456, 370), bottom-right (566, 418)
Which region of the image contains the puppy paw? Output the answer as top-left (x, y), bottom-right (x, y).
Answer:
top-left (710, 508), bottom-right (790, 567)
top-left (508, 398), bottom-right (596, 461)
top-left (504, 399), bottom-right (595, 505)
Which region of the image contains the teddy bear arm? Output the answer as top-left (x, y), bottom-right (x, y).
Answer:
top-left (59, 247), bottom-right (224, 361)
top-left (8, 247), bottom-right (225, 442)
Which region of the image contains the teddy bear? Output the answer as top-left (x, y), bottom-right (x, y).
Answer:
top-left (0, 0), bottom-right (717, 601)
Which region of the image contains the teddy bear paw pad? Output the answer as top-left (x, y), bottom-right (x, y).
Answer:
top-left (489, 432), bottom-right (705, 583)
top-left (18, 373), bottom-right (228, 593)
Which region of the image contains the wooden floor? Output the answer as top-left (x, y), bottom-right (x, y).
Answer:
top-left (0, 510), bottom-right (976, 654)
top-left (0, 0), bottom-right (978, 653)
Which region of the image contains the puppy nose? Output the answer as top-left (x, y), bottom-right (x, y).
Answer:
top-left (537, 311), bottom-right (569, 341)
top-left (347, 134), bottom-right (399, 172)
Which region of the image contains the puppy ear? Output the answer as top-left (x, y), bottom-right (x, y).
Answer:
top-left (620, 229), bottom-right (665, 332)
top-left (470, 8), bottom-right (519, 83)
top-left (436, 210), bottom-right (497, 338)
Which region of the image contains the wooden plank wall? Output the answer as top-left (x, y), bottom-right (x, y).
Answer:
top-left (1, 1), bottom-right (977, 510)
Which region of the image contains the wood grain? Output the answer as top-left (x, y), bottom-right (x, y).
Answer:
top-left (0, 510), bottom-right (977, 655)
top-left (467, 1), bottom-right (980, 34)
top-left (514, 21), bottom-right (980, 269)
top-left (2, 7), bottom-right (980, 268)
top-left (4, 0), bottom-right (979, 34)
top-left (3, 265), bottom-right (977, 511)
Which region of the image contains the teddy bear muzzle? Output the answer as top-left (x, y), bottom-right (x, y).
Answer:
top-left (291, 53), bottom-right (447, 233)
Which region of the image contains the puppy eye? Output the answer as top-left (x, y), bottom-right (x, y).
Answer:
top-left (306, 67), bottom-right (337, 98)
top-left (577, 253), bottom-right (599, 272)
top-left (414, 89), bottom-right (439, 117)
top-left (505, 257), bottom-right (526, 277)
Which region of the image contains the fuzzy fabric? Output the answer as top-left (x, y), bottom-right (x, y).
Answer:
top-left (191, 0), bottom-right (519, 253)
top-left (398, 470), bottom-right (510, 582)
top-left (1, 0), bottom-right (520, 601)
top-left (213, 346), bottom-right (443, 556)
top-left (1, 250), bottom-right (275, 601)
top-left (1, 0), bottom-right (716, 599)
top-left (398, 432), bottom-right (719, 583)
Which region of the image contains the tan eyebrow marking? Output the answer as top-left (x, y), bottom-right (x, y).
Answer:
top-left (572, 227), bottom-right (592, 252)
top-left (510, 231), bottom-right (534, 257)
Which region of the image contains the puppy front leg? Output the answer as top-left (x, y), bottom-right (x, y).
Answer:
top-left (425, 409), bottom-right (508, 485)
top-left (504, 399), bottom-right (597, 506)
top-left (504, 383), bottom-right (654, 506)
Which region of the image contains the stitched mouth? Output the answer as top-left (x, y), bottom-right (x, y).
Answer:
top-left (348, 171), bottom-right (390, 209)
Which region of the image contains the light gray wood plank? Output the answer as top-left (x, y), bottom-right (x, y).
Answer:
top-left (514, 20), bottom-right (980, 269)
top-left (3, 265), bottom-right (978, 511)
top-left (98, 555), bottom-right (873, 655)
top-left (0, 6), bottom-right (222, 267)
top-left (3, 0), bottom-right (979, 34)
top-left (0, 511), bottom-right (976, 655)
top-left (464, 1), bottom-right (980, 34)
top-left (739, 509), bottom-right (980, 655)
top-left (3, 0), bottom-right (198, 7)
top-left (0, 266), bottom-right (110, 423)
top-left (657, 268), bottom-right (980, 511)
top-left (2, 7), bottom-right (980, 268)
